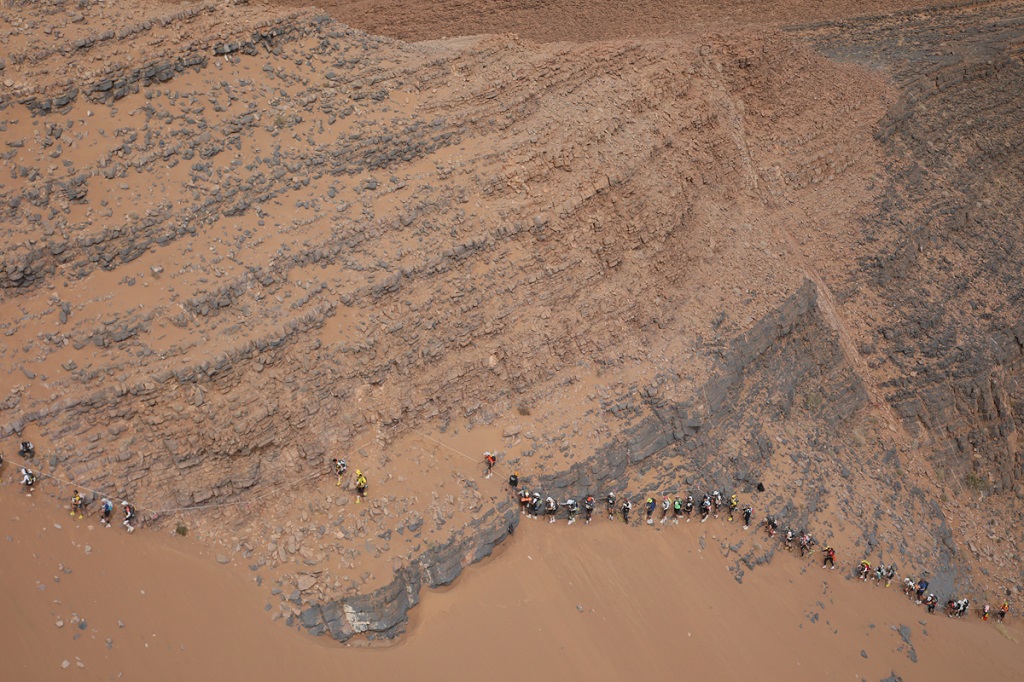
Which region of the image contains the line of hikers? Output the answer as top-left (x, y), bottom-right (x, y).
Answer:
top-left (885, 570), bottom-right (1011, 622)
top-left (332, 458), bottom-right (368, 503)
top-left (502, 460), bottom-right (1012, 625)
top-left (511, 482), bottom-right (758, 530)
top-left (8, 442), bottom-right (1015, 628)
top-left (9, 441), bottom-right (139, 534)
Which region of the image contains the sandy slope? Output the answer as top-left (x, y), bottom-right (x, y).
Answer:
top-left (3, 487), bottom-right (1020, 679)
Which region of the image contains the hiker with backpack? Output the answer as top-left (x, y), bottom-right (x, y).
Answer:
top-left (355, 470), bottom-right (368, 503)
top-left (564, 498), bottom-right (579, 525)
top-left (621, 498), bottom-right (632, 524)
top-left (742, 504), bottom-right (752, 529)
top-left (798, 532), bottom-right (814, 557)
top-left (873, 564), bottom-right (885, 586)
top-left (99, 498), bottom-right (114, 527)
top-left (519, 488), bottom-right (532, 516)
top-left (70, 490), bottom-right (85, 520)
top-left (508, 471), bottom-right (519, 493)
top-left (711, 491), bottom-right (723, 519)
top-left (122, 501), bottom-right (137, 533)
top-left (727, 494), bottom-right (739, 521)
top-left (332, 458), bottom-right (347, 486)
top-left (20, 467), bottom-right (38, 491)
top-left (884, 564), bottom-right (897, 587)
top-left (822, 546), bottom-right (836, 569)
top-left (484, 452), bottom-right (497, 479)
top-left (583, 496), bottom-right (596, 525)
top-left (545, 496), bottom-right (558, 524)
top-left (606, 491), bottom-right (617, 520)
top-left (699, 494), bottom-right (711, 523)
top-left (915, 579), bottom-right (929, 603)
top-left (530, 492), bottom-right (543, 518)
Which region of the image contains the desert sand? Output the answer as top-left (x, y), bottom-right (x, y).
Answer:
top-left (4, 486), bottom-right (1023, 680)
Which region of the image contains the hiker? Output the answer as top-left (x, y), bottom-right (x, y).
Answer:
top-left (699, 495), bottom-right (711, 523)
top-left (798, 533), bottom-right (814, 557)
top-left (606, 492), bottom-right (617, 520)
top-left (822, 546), bottom-right (836, 569)
top-left (621, 498), bottom-right (632, 524)
top-left (70, 490), bottom-right (85, 520)
top-left (998, 602), bottom-right (1009, 622)
top-left (673, 496), bottom-right (683, 524)
top-left (742, 504), bottom-right (752, 529)
top-left (508, 471), bottom-right (519, 492)
top-left (545, 496), bottom-right (558, 524)
top-left (121, 501), bottom-right (136, 533)
top-left (354, 470), bottom-right (368, 503)
top-left (858, 560), bottom-right (872, 581)
top-left (873, 564), bottom-right (885, 585)
top-left (644, 497), bottom-right (656, 525)
top-left (763, 514), bottom-right (778, 537)
top-left (684, 496), bottom-right (695, 521)
top-left (20, 467), bottom-right (38, 491)
top-left (530, 492), bottom-right (543, 518)
top-left (99, 498), bottom-right (114, 527)
top-left (19, 441), bottom-right (34, 459)
top-left (564, 498), bottom-right (579, 525)
top-left (783, 528), bottom-right (795, 551)
top-left (982, 604), bottom-right (991, 621)
top-left (519, 489), bottom-right (532, 516)
top-left (484, 452), bottom-right (497, 479)
top-left (904, 578), bottom-right (917, 598)
top-left (584, 496), bottom-right (596, 525)
top-left (915, 579), bottom-right (929, 604)
top-left (332, 458), bottom-right (347, 486)
top-left (885, 564), bottom-right (897, 588)
top-left (727, 494), bottom-right (739, 521)
top-left (711, 491), bottom-right (723, 518)
top-left (659, 496), bottom-right (670, 524)
top-left (925, 594), bottom-right (938, 613)
top-left (946, 597), bottom-right (957, 617)
top-left (956, 598), bottom-right (970, 618)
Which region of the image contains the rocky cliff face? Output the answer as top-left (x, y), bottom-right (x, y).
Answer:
top-left (1, 0), bottom-right (1022, 642)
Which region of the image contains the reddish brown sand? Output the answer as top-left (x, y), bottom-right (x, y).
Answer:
top-left (3, 487), bottom-right (1021, 679)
